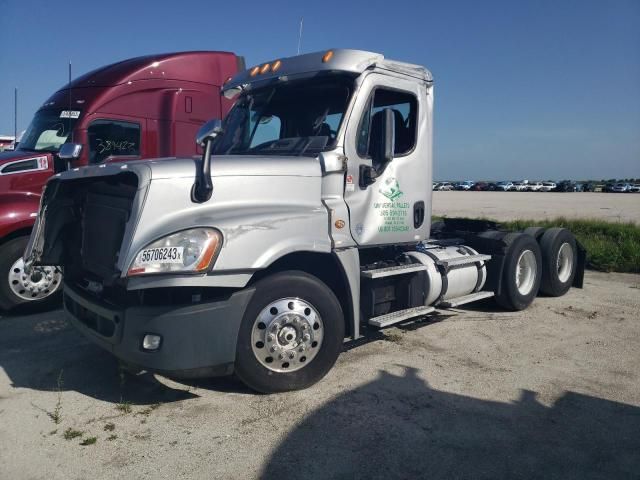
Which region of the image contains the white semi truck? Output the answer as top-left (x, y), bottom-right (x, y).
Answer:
top-left (25, 49), bottom-right (585, 393)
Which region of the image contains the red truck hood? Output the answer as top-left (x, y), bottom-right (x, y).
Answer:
top-left (0, 149), bottom-right (53, 168)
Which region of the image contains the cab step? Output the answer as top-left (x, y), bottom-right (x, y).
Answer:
top-left (361, 263), bottom-right (427, 279)
top-left (368, 306), bottom-right (435, 328)
top-left (436, 254), bottom-right (491, 269)
top-left (438, 291), bottom-right (494, 308)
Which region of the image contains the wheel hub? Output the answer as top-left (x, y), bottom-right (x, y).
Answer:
top-left (515, 249), bottom-right (537, 295)
top-left (556, 242), bottom-right (573, 283)
top-left (251, 298), bottom-right (323, 373)
top-left (7, 257), bottom-right (62, 302)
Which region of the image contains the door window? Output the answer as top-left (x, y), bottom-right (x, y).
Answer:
top-left (87, 120), bottom-right (141, 164)
top-left (356, 88), bottom-right (418, 167)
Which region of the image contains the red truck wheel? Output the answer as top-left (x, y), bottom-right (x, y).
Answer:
top-left (0, 236), bottom-right (62, 311)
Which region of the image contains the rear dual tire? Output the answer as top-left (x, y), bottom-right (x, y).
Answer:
top-left (495, 233), bottom-right (542, 311)
top-left (539, 228), bottom-right (577, 297)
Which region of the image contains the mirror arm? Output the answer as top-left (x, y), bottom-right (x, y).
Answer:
top-left (192, 139), bottom-right (214, 203)
top-left (359, 164), bottom-right (378, 188)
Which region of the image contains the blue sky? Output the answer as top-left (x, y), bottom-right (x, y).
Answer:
top-left (0, 0), bottom-right (638, 180)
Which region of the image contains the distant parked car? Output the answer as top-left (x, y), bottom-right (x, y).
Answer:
top-left (455, 180), bottom-right (475, 191)
top-left (628, 184), bottom-right (640, 193)
top-left (554, 181), bottom-right (577, 192)
top-left (603, 183), bottom-right (616, 193)
top-left (526, 182), bottom-right (543, 192)
top-left (512, 182), bottom-right (527, 191)
top-left (540, 182), bottom-right (556, 192)
top-left (435, 182), bottom-right (453, 191)
top-left (612, 183), bottom-right (631, 193)
top-left (496, 181), bottom-right (514, 191)
top-left (471, 181), bottom-right (489, 191)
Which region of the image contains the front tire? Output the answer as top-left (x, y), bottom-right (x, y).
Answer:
top-left (235, 271), bottom-right (345, 393)
top-left (0, 236), bottom-right (63, 312)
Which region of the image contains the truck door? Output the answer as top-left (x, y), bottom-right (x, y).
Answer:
top-left (342, 72), bottom-right (432, 246)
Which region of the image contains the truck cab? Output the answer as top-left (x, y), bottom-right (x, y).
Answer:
top-left (0, 51), bottom-right (242, 310)
top-left (26, 49), bottom-right (584, 392)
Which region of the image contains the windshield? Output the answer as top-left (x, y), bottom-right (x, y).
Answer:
top-left (18, 109), bottom-right (80, 153)
top-left (214, 76), bottom-right (354, 157)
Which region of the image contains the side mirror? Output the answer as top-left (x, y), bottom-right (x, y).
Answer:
top-left (196, 119), bottom-right (223, 146)
top-left (381, 108), bottom-right (395, 165)
top-left (58, 143), bottom-right (82, 161)
top-left (360, 108), bottom-right (395, 188)
top-left (192, 119), bottom-right (224, 203)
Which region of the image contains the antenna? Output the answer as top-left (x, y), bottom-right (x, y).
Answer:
top-left (14, 87), bottom-right (17, 149)
top-left (297, 17), bottom-right (304, 55)
top-left (68, 60), bottom-right (73, 142)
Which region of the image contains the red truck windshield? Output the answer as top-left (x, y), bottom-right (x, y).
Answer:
top-left (18, 109), bottom-right (80, 153)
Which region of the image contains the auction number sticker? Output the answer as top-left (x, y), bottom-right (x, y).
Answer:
top-left (59, 110), bottom-right (81, 118)
top-left (138, 247), bottom-right (184, 265)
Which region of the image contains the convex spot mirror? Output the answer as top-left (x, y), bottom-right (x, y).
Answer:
top-left (196, 119), bottom-right (223, 146)
top-left (58, 143), bottom-right (82, 161)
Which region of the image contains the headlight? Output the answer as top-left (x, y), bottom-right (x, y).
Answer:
top-left (127, 228), bottom-right (222, 276)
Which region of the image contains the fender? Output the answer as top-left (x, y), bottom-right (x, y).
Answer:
top-left (0, 191), bottom-right (41, 239)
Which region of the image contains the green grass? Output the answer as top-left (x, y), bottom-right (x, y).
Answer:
top-left (435, 217), bottom-right (640, 273)
top-left (80, 436), bottom-right (97, 446)
top-left (63, 428), bottom-right (83, 440)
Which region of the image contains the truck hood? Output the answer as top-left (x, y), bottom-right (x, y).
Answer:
top-left (27, 154), bottom-right (329, 281)
top-left (145, 155), bottom-right (322, 179)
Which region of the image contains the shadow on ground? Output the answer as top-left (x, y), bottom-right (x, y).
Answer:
top-left (0, 309), bottom-right (250, 404)
top-left (261, 368), bottom-right (640, 480)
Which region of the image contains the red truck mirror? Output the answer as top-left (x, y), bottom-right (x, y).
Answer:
top-left (58, 143), bottom-right (82, 161)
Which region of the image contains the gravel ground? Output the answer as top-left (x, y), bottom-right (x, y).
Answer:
top-left (1, 270), bottom-right (639, 479)
top-left (433, 191), bottom-right (640, 223)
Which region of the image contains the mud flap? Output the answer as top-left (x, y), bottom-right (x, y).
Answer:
top-left (572, 240), bottom-right (587, 289)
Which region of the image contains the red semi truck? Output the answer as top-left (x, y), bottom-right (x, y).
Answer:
top-left (0, 51), bottom-right (243, 310)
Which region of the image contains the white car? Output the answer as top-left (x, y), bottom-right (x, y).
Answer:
top-left (455, 180), bottom-right (475, 191)
top-left (540, 182), bottom-right (557, 192)
top-left (628, 184), bottom-right (640, 193)
top-left (512, 182), bottom-right (527, 191)
top-left (435, 182), bottom-right (453, 191)
top-left (527, 182), bottom-right (543, 192)
top-left (612, 183), bottom-right (631, 193)
top-left (496, 181), bottom-right (514, 191)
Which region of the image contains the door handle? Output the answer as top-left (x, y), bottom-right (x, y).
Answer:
top-left (413, 201), bottom-right (425, 228)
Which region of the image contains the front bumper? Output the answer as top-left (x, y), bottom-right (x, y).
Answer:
top-left (63, 283), bottom-right (255, 378)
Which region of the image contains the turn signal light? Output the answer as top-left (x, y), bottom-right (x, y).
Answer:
top-left (322, 50), bottom-right (334, 63)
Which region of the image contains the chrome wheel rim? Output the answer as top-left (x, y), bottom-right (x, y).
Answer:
top-left (557, 242), bottom-right (573, 283)
top-left (8, 257), bottom-right (62, 301)
top-left (251, 297), bottom-right (324, 373)
top-left (515, 250), bottom-right (537, 295)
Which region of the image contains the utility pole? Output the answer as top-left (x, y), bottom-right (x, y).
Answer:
top-left (14, 87), bottom-right (17, 148)
top-left (297, 17), bottom-right (304, 55)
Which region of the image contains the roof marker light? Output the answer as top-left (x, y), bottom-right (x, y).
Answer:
top-left (260, 63), bottom-right (271, 74)
top-left (272, 60), bottom-right (282, 72)
top-left (322, 50), bottom-right (334, 63)
top-left (250, 66), bottom-right (260, 77)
